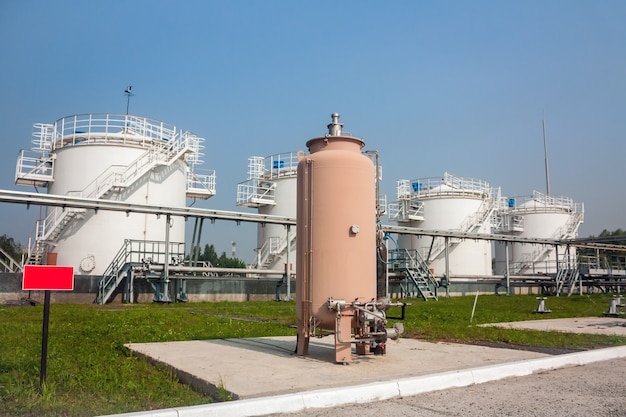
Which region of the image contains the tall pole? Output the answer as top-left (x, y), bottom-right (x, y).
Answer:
top-left (124, 85), bottom-right (133, 115)
top-left (542, 117), bottom-right (551, 196)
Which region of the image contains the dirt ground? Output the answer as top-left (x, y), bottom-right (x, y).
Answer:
top-left (266, 357), bottom-right (626, 417)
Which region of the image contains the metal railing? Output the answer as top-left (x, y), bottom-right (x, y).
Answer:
top-left (236, 180), bottom-right (276, 206)
top-left (389, 248), bottom-right (438, 300)
top-left (15, 150), bottom-right (55, 186)
top-left (503, 190), bottom-right (584, 214)
top-left (0, 248), bottom-right (23, 272)
top-left (399, 172), bottom-right (493, 199)
top-left (18, 114), bottom-right (216, 265)
top-left (236, 152), bottom-right (300, 207)
top-left (52, 114), bottom-right (179, 149)
top-left (97, 239), bottom-right (186, 304)
top-left (387, 200), bottom-right (425, 222)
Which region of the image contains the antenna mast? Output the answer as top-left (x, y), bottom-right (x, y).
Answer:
top-left (124, 85), bottom-right (134, 115)
top-left (542, 116), bottom-right (551, 196)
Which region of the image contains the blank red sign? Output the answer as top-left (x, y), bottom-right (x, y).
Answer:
top-left (23, 265), bottom-right (75, 291)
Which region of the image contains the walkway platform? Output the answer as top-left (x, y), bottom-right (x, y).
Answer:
top-left (480, 316), bottom-right (626, 335)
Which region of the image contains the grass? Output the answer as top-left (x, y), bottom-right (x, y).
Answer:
top-left (0, 293), bottom-right (624, 416)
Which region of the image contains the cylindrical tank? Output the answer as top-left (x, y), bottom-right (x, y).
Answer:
top-left (43, 114), bottom-right (194, 275)
top-left (256, 154), bottom-right (298, 271)
top-left (494, 191), bottom-right (583, 275)
top-left (395, 173), bottom-right (495, 276)
top-left (236, 153), bottom-right (299, 273)
top-left (296, 113), bottom-right (376, 359)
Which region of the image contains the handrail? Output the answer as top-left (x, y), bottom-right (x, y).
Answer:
top-left (0, 248), bottom-right (23, 272)
top-left (502, 190), bottom-right (583, 214)
top-left (27, 131), bottom-right (202, 248)
top-left (97, 239), bottom-right (186, 303)
top-left (236, 179), bottom-right (276, 206)
top-left (257, 232), bottom-right (297, 269)
top-left (53, 114), bottom-right (179, 148)
top-left (399, 172), bottom-right (493, 199)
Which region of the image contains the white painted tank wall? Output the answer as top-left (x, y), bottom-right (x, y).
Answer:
top-left (494, 208), bottom-right (576, 275)
top-left (48, 144), bottom-right (186, 275)
top-left (257, 175), bottom-right (297, 272)
top-left (397, 192), bottom-right (493, 276)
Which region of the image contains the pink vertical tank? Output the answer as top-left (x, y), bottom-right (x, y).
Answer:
top-left (296, 113), bottom-right (377, 363)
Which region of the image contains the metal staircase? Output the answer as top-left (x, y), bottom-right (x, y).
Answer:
top-left (0, 248), bottom-right (22, 272)
top-left (555, 264), bottom-right (581, 296)
top-left (389, 249), bottom-right (438, 301)
top-left (427, 194), bottom-right (498, 262)
top-left (24, 146), bottom-right (185, 265)
top-left (510, 202), bottom-right (584, 275)
top-left (97, 240), bottom-right (135, 304)
top-left (96, 239), bottom-right (186, 304)
top-left (387, 180), bottom-right (425, 222)
top-left (16, 114), bottom-right (214, 266)
top-left (257, 232), bottom-right (297, 270)
top-left (389, 175), bottom-right (499, 263)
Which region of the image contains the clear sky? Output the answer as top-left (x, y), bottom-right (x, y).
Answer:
top-left (1, 0), bottom-right (625, 263)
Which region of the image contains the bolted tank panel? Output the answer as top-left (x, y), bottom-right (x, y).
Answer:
top-left (395, 174), bottom-right (495, 276)
top-left (296, 116), bottom-right (377, 337)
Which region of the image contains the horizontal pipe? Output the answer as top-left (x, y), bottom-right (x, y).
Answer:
top-left (145, 265), bottom-right (285, 275)
top-left (1, 189), bottom-right (624, 251)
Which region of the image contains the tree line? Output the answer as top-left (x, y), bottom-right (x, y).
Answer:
top-left (0, 235), bottom-right (246, 270)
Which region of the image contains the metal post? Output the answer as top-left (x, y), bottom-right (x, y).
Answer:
top-left (159, 214), bottom-right (171, 302)
top-left (285, 224), bottom-right (291, 301)
top-left (40, 290), bottom-right (50, 390)
top-left (385, 237), bottom-right (390, 298)
top-left (505, 241), bottom-right (510, 296)
top-left (444, 236), bottom-right (450, 297)
top-left (554, 244), bottom-right (560, 296)
top-left (128, 269), bottom-right (134, 303)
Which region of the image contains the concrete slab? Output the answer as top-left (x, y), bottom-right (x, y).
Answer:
top-left (126, 335), bottom-right (549, 399)
top-left (115, 319), bottom-right (626, 417)
top-left (481, 316), bottom-right (626, 335)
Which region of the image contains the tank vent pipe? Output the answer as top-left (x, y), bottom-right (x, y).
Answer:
top-left (327, 112), bottom-right (343, 136)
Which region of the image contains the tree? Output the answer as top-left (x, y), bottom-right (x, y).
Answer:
top-left (192, 243), bottom-right (246, 270)
top-left (0, 234), bottom-right (23, 263)
top-left (578, 228), bottom-right (626, 270)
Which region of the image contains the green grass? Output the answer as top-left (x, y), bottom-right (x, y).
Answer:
top-left (1, 294), bottom-right (624, 416)
top-left (395, 293), bottom-right (626, 349)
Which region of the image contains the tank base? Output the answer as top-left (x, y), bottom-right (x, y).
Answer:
top-left (335, 314), bottom-right (352, 364)
top-left (296, 329), bottom-right (309, 355)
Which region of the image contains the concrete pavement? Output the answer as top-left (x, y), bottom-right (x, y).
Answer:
top-left (102, 317), bottom-right (626, 417)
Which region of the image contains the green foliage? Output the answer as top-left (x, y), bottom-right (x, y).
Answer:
top-left (578, 228), bottom-right (626, 269)
top-left (393, 293), bottom-right (624, 349)
top-left (0, 295), bottom-right (624, 416)
top-left (190, 244), bottom-right (247, 269)
top-left (0, 302), bottom-right (296, 416)
top-left (0, 234), bottom-right (23, 263)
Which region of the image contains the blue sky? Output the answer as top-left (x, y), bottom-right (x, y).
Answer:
top-left (1, 0), bottom-right (625, 263)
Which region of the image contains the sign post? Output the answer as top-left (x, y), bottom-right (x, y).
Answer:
top-left (22, 265), bottom-right (74, 389)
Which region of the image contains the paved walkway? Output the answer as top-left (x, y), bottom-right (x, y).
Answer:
top-left (480, 316), bottom-right (626, 335)
top-left (107, 317), bottom-right (626, 417)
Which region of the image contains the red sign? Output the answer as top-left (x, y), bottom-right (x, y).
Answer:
top-left (23, 265), bottom-right (75, 291)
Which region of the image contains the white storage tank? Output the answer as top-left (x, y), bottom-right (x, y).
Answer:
top-left (493, 191), bottom-right (584, 274)
top-left (390, 172), bottom-right (498, 276)
top-left (15, 114), bottom-right (215, 275)
top-left (236, 152), bottom-right (300, 273)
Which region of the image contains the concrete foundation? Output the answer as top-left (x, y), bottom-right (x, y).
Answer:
top-left (0, 273), bottom-right (293, 304)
